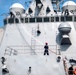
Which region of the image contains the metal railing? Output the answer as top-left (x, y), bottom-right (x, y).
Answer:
top-left (4, 45), bottom-right (58, 55)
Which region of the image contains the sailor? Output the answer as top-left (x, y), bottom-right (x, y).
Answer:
top-left (65, 9), bottom-right (69, 16)
top-left (74, 67), bottom-right (76, 75)
top-left (68, 65), bottom-right (74, 75)
top-left (9, 10), bottom-right (16, 18)
top-left (1, 57), bottom-right (6, 65)
top-left (2, 64), bottom-right (9, 75)
top-left (10, 11), bottom-right (14, 18)
top-left (28, 67), bottom-right (31, 73)
top-left (57, 55), bottom-right (61, 62)
top-left (44, 43), bottom-right (49, 55)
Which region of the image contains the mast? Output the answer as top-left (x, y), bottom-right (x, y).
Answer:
top-left (52, 0), bottom-right (64, 12)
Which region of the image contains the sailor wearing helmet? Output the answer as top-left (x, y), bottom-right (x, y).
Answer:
top-left (44, 43), bottom-right (49, 55)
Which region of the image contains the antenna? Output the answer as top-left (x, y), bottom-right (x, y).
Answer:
top-left (52, 0), bottom-right (64, 11)
top-left (11, 0), bottom-right (15, 4)
top-left (57, 0), bottom-right (64, 11)
top-left (1, 13), bottom-right (9, 17)
top-left (25, 1), bottom-right (32, 8)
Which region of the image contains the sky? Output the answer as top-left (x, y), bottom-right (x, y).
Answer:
top-left (0, 0), bottom-right (76, 27)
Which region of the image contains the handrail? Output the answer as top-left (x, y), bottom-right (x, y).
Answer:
top-left (5, 45), bottom-right (57, 55)
top-left (49, 49), bottom-right (57, 54)
top-left (63, 59), bottom-right (68, 75)
top-left (0, 27), bottom-right (6, 47)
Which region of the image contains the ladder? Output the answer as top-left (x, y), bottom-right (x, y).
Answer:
top-left (31, 27), bottom-right (36, 55)
top-left (57, 45), bottom-right (61, 55)
top-left (56, 31), bottom-right (61, 55)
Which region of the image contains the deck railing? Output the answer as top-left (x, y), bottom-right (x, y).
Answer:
top-left (4, 45), bottom-right (58, 55)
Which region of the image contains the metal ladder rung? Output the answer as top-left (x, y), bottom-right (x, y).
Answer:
top-left (31, 27), bottom-right (36, 55)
